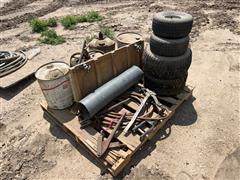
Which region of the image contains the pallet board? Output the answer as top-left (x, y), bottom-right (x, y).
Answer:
top-left (40, 86), bottom-right (193, 176)
top-left (0, 59), bottom-right (40, 89)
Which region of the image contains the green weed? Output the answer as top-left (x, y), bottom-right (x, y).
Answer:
top-left (30, 18), bottom-right (48, 33)
top-left (40, 29), bottom-right (65, 45)
top-left (100, 27), bottom-right (114, 39)
top-left (60, 15), bottom-right (78, 29)
top-left (85, 11), bottom-right (103, 22)
top-left (30, 17), bottom-right (59, 32)
top-left (76, 15), bottom-right (88, 23)
top-left (61, 11), bottom-right (103, 29)
top-left (47, 18), bottom-right (58, 27)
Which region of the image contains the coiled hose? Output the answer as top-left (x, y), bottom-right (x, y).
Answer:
top-left (0, 51), bottom-right (27, 78)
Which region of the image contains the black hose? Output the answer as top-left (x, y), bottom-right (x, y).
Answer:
top-left (0, 51), bottom-right (27, 78)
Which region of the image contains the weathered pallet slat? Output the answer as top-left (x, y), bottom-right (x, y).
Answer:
top-left (40, 85), bottom-right (193, 176)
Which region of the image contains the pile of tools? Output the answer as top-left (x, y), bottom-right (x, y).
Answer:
top-left (93, 86), bottom-right (169, 157)
top-left (0, 51), bottom-right (27, 77)
top-left (72, 65), bottom-right (170, 157)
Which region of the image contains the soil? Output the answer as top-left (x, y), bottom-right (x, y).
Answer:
top-left (0, 0), bottom-right (240, 179)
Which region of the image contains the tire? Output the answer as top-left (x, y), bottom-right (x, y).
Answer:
top-left (152, 11), bottom-right (193, 38)
top-left (144, 73), bottom-right (187, 96)
top-left (143, 46), bottom-right (192, 79)
top-left (150, 33), bottom-right (189, 57)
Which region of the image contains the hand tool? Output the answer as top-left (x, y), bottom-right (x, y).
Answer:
top-left (101, 116), bottom-right (128, 129)
top-left (97, 113), bottom-right (126, 157)
top-left (141, 87), bottom-right (169, 115)
top-left (123, 93), bottom-right (151, 134)
top-left (132, 120), bottom-right (157, 141)
top-left (70, 40), bottom-right (91, 67)
top-left (99, 98), bottom-right (130, 115)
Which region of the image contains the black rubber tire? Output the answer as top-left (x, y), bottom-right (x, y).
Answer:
top-left (150, 33), bottom-right (189, 57)
top-left (152, 11), bottom-right (193, 38)
top-left (144, 73), bottom-right (187, 96)
top-left (143, 46), bottom-right (192, 79)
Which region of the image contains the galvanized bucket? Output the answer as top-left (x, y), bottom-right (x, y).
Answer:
top-left (35, 61), bottom-right (73, 109)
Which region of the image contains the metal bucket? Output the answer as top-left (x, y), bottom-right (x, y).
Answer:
top-left (116, 32), bottom-right (144, 48)
top-left (88, 32), bottom-right (115, 53)
top-left (35, 61), bottom-right (73, 109)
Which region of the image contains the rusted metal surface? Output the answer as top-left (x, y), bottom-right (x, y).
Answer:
top-left (70, 41), bottom-right (89, 67)
top-left (97, 113), bottom-right (126, 157)
top-left (94, 86), bottom-right (170, 141)
top-left (116, 32), bottom-right (143, 48)
top-left (132, 120), bottom-right (157, 141)
top-left (96, 90), bottom-right (168, 129)
top-left (70, 40), bottom-right (104, 67)
top-left (88, 32), bottom-right (115, 53)
top-left (123, 93), bottom-right (151, 134)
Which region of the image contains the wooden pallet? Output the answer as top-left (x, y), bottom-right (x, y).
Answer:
top-left (40, 86), bottom-right (193, 176)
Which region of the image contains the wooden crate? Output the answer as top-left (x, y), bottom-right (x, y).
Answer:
top-left (40, 86), bottom-right (193, 176)
top-left (69, 42), bottom-right (143, 101)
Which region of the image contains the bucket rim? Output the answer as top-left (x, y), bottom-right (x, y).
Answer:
top-left (35, 61), bottom-right (70, 81)
top-left (116, 31), bottom-right (143, 44)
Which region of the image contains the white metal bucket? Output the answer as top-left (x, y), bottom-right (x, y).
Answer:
top-left (35, 61), bottom-right (73, 109)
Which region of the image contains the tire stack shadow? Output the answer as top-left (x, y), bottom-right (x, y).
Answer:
top-left (115, 96), bottom-right (197, 179)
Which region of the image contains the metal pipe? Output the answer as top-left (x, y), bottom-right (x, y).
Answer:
top-left (79, 66), bottom-right (143, 120)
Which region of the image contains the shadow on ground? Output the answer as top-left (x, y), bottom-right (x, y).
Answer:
top-left (214, 147), bottom-right (240, 180)
top-left (116, 96), bottom-right (197, 179)
top-left (43, 112), bottom-right (107, 173)
top-left (0, 75), bottom-right (36, 100)
top-left (43, 96), bottom-right (197, 178)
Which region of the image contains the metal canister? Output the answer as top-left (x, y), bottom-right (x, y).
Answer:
top-left (35, 61), bottom-right (73, 109)
top-left (70, 49), bottom-right (104, 67)
top-left (88, 32), bottom-right (115, 53)
top-left (116, 32), bottom-right (143, 48)
top-left (88, 49), bottom-right (104, 59)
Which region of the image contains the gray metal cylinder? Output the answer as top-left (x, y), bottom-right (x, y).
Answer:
top-left (79, 66), bottom-right (143, 120)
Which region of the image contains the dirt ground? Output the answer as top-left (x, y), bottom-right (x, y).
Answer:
top-left (0, 0), bottom-right (240, 179)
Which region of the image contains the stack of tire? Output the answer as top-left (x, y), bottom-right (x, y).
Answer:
top-left (144, 11), bottom-right (193, 96)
